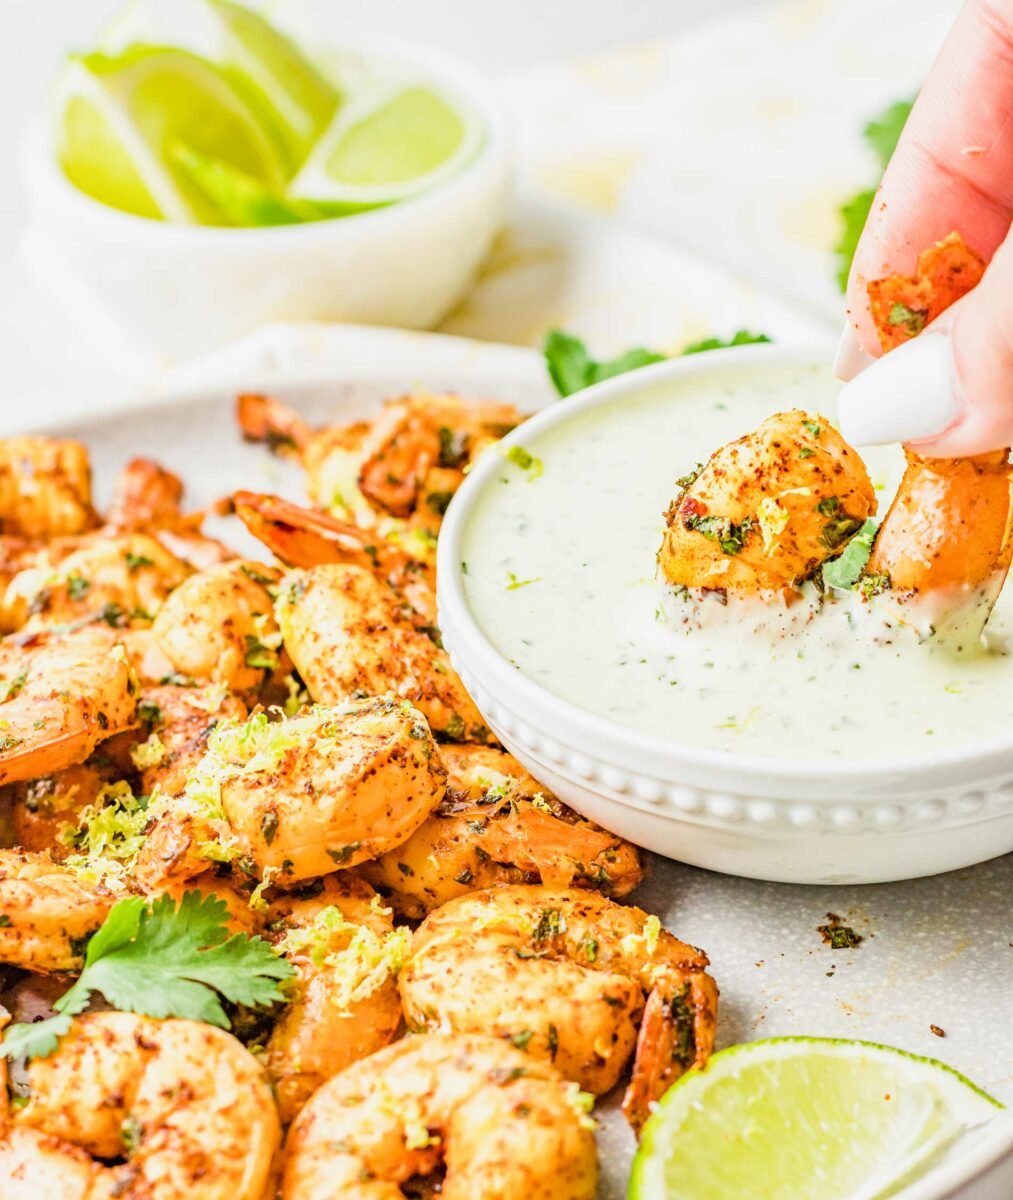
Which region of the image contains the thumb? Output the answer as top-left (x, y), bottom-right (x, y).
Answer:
top-left (837, 224), bottom-right (1013, 458)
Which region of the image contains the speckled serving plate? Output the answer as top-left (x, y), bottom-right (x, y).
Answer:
top-left (28, 326), bottom-right (1013, 1198)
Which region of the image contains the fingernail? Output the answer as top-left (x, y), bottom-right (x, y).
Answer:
top-left (833, 322), bottom-right (876, 381)
top-left (837, 331), bottom-right (961, 447)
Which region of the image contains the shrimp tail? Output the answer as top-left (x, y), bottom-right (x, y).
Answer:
top-left (622, 972), bottom-right (719, 1135)
top-left (236, 394), bottom-right (310, 458)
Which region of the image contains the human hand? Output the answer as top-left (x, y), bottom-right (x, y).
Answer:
top-left (835, 0), bottom-right (1013, 457)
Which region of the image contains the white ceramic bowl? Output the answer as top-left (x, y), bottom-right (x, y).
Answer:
top-left (21, 40), bottom-right (510, 362)
top-left (437, 345), bottom-right (1013, 885)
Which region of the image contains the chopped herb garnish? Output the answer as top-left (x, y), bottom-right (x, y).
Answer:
top-left (99, 602), bottom-right (127, 628)
top-left (511, 1030), bottom-right (534, 1050)
top-left (817, 912), bottom-right (863, 950)
top-left (327, 842), bottom-right (361, 864)
top-left (244, 635), bottom-right (279, 671)
top-left (816, 496), bottom-right (841, 516)
top-left (505, 446), bottom-right (544, 479)
top-left (66, 574), bottom-right (91, 600)
top-left (505, 572), bottom-right (541, 590)
top-left (685, 514), bottom-right (754, 556)
top-left (803, 420), bottom-right (822, 439)
top-left (675, 464), bottom-right (703, 493)
top-left (260, 811), bottom-right (279, 846)
top-left (438, 425), bottom-right (469, 468)
top-left (425, 490), bottom-right (455, 516)
top-left (799, 445), bottom-right (816, 459)
top-left (125, 553), bottom-right (154, 573)
top-left (887, 302), bottom-right (928, 336)
top-left (858, 570), bottom-right (892, 599)
top-left (822, 520), bottom-right (878, 590)
top-left (533, 908), bottom-right (562, 942)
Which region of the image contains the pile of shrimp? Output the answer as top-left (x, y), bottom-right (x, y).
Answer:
top-left (0, 396), bottom-right (718, 1200)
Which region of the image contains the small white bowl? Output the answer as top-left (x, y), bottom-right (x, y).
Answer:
top-left (437, 346), bottom-right (1013, 885)
top-left (20, 39), bottom-right (510, 362)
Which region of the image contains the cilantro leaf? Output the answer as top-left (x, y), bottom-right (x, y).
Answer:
top-left (0, 1013), bottom-right (73, 1061)
top-left (834, 98), bottom-right (913, 291)
top-left (543, 329), bottom-right (772, 397)
top-left (0, 891), bottom-right (293, 1060)
top-left (543, 330), bottom-right (666, 397)
top-left (681, 330), bottom-right (772, 356)
top-left (864, 100), bottom-right (914, 170)
top-left (822, 519), bottom-right (878, 589)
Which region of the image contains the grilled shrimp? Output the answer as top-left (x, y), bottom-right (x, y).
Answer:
top-left (0, 437), bottom-right (96, 538)
top-left (131, 683), bottom-right (247, 798)
top-left (400, 885), bottom-right (717, 1133)
top-left (1, 1012), bottom-right (280, 1200)
top-left (0, 628), bottom-right (138, 787)
top-left (282, 1032), bottom-right (598, 1200)
top-left (277, 564), bottom-right (491, 743)
top-left (360, 745), bottom-right (645, 918)
top-left (133, 700), bottom-right (446, 888)
top-left (4, 735), bottom-right (135, 859)
top-left (658, 409), bottom-right (876, 594)
top-left (6, 532), bottom-right (190, 633)
top-left (0, 850), bottom-right (112, 972)
top-left (356, 393), bottom-right (524, 525)
top-left (233, 490), bottom-right (437, 625)
top-left (861, 235), bottom-right (1013, 641)
top-left (152, 560), bottom-right (282, 696)
top-left (866, 451), bottom-right (1013, 640)
top-left (105, 457), bottom-right (185, 530)
top-left (264, 876), bottom-right (405, 1123)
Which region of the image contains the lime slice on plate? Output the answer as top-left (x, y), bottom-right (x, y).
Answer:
top-left (630, 1037), bottom-right (1002, 1200)
top-left (205, 0), bottom-right (340, 173)
top-left (56, 44), bottom-right (286, 223)
top-left (289, 84), bottom-right (484, 207)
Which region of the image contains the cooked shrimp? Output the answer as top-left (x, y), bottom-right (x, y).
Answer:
top-left (2, 1012), bottom-right (280, 1200)
top-left (282, 1032), bottom-right (598, 1200)
top-left (357, 393), bottom-right (523, 521)
top-left (233, 490), bottom-right (437, 625)
top-left (7, 532), bottom-right (190, 632)
top-left (360, 745), bottom-right (645, 918)
top-left (0, 849), bottom-right (112, 972)
top-left (0, 437), bottom-right (96, 538)
top-left (658, 409), bottom-right (876, 594)
top-left (399, 885), bottom-right (717, 1133)
top-left (277, 564), bottom-right (491, 743)
top-left (866, 451), bottom-right (1013, 640)
top-left (152, 560), bottom-right (281, 696)
top-left (264, 876), bottom-right (405, 1123)
top-left (237, 391), bottom-right (311, 458)
top-left (131, 683), bottom-right (248, 798)
top-left (5, 734), bottom-right (135, 858)
top-left (105, 457), bottom-right (185, 530)
top-left (0, 628), bottom-right (138, 787)
top-left (133, 699), bottom-right (446, 889)
top-left (860, 235), bottom-right (1013, 641)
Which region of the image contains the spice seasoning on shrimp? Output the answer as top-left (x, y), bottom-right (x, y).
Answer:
top-left (867, 231), bottom-right (985, 352)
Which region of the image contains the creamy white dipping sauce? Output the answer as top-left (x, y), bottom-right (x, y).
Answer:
top-left (459, 361), bottom-right (1013, 761)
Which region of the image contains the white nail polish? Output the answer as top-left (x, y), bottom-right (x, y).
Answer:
top-left (837, 331), bottom-right (961, 447)
top-left (833, 323), bottom-right (876, 381)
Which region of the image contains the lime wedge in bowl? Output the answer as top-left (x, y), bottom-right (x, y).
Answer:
top-left (630, 1037), bottom-right (1003, 1200)
top-left (55, 44), bottom-right (286, 223)
top-left (289, 83), bottom-right (484, 208)
top-left (205, 0), bottom-right (339, 173)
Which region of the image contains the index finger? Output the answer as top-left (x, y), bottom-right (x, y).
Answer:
top-left (845, 0), bottom-right (1013, 355)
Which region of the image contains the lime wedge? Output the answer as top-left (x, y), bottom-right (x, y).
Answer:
top-left (289, 84), bottom-right (483, 206)
top-left (206, 0), bottom-right (339, 173)
top-left (56, 45), bottom-right (286, 223)
top-left (630, 1037), bottom-right (1002, 1200)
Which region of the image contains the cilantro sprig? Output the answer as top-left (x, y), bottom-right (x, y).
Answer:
top-left (0, 891), bottom-right (293, 1061)
top-left (543, 329), bottom-right (772, 397)
top-left (834, 98), bottom-right (913, 291)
